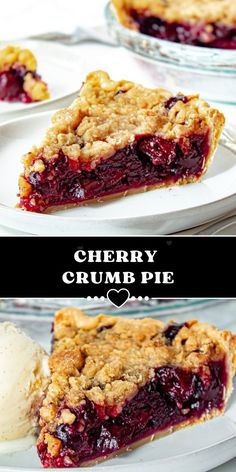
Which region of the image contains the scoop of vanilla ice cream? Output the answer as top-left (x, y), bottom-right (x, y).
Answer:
top-left (0, 322), bottom-right (49, 444)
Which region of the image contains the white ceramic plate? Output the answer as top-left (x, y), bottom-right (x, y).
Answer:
top-left (0, 41), bottom-right (84, 114)
top-left (0, 111), bottom-right (236, 235)
top-left (0, 313), bottom-right (235, 472)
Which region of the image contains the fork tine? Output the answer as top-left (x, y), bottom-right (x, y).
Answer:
top-left (220, 123), bottom-right (236, 154)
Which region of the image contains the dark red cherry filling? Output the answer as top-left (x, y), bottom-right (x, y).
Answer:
top-left (20, 130), bottom-right (210, 212)
top-left (165, 95), bottom-right (188, 110)
top-left (0, 65), bottom-right (40, 103)
top-left (163, 322), bottom-right (186, 344)
top-left (37, 358), bottom-right (227, 468)
top-left (130, 10), bottom-right (236, 49)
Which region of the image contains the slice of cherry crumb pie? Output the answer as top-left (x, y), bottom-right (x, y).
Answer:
top-left (37, 308), bottom-right (236, 468)
top-left (18, 71), bottom-right (224, 213)
top-left (0, 45), bottom-right (50, 103)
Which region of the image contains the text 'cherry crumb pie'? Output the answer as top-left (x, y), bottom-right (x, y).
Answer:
top-left (37, 308), bottom-right (236, 468)
top-left (112, 0), bottom-right (236, 49)
top-left (0, 46), bottom-right (50, 104)
top-left (18, 71), bottom-right (224, 212)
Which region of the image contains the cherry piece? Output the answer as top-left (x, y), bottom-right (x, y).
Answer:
top-left (0, 66), bottom-right (44, 103)
top-left (163, 322), bottom-right (186, 343)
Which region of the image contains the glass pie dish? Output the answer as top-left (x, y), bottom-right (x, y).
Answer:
top-left (105, 2), bottom-right (236, 103)
top-left (0, 298), bottom-right (223, 319)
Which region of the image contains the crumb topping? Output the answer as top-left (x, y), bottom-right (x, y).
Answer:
top-left (0, 45), bottom-right (37, 71)
top-left (40, 308), bottom-right (236, 430)
top-left (21, 70), bottom-right (224, 174)
top-left (23, 73), bottom-right (50, 101)
top-left (113, 0), bottom-right (236, 27)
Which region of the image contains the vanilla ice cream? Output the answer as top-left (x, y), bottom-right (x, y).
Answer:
top-left (0, 322), bottom-right (49, 453)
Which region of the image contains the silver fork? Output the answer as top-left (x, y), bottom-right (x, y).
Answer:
top-left (28, 26), bottom-right (116, 47)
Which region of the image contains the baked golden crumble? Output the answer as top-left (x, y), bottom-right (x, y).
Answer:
top-left (0, 45), bottom-right (37, 71)
top-left (23, 73), bottom-right (50, 102)
top-left (112, 0), bottom-right (236, 27)
top-left (21, 70), bottom-right (224, 172)
top-left (40, 308), bottom-right (236, 420)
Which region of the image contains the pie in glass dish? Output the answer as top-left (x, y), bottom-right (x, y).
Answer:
top-left (37, 308), bottom-right (236, 468)
top-left (18, 71), bottom-right (224, 213)
top-left (0, 45), bottom-right (50, 103)
top-left (112, 0), bottom-right (236, 49)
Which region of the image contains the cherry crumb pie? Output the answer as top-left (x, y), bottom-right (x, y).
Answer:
top-left (18, 71), bottom-right (224, 213)
top-left (112, 0), bottom-right (236, 49)
top-left (0, 46), bottom-right (50, 103)
top-left (37, 308), bottom-right (236, 468)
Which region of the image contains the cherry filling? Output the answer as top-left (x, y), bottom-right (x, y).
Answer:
top-left (37, 359), bottom-right (227, 468)
top-left (163, 322), bottom-right (186, 344)
top-left (0, 66), bottom-right (38, 103)
top-left (130, 10), bottom-right (236, 49)
top-left (20, 130), bottom-right (210, 212)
